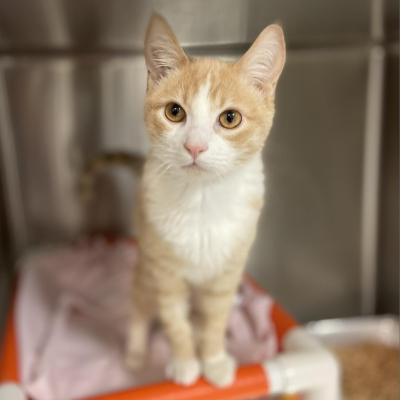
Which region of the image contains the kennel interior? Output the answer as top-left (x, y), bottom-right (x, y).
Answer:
top-left (0, 1), bottom-right (398, 399)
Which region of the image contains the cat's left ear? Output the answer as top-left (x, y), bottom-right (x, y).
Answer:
top-left (144, 14), bottom-right (188, 83)
top-left (237, 24), bottom-right (286, 94)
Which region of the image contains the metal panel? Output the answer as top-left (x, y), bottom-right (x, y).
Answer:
top-left (0, 0), bottom-right (396, 322)
top-left (0, 167), bottom-right (12, 341)
top-left (377, 49), bottom-right (399, 315)
top-left (385, 0), bottom-right (400, 40)
top-left (0, 56), bottom-right (148, 246)
top-left (0, 0), bottom-right (372, 50)
top-left (248, 48), bottom-right (369, 321)
top-left (0, 47), bottom-right (372, 321)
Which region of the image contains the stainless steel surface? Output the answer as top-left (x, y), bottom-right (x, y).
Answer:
top-left (0, 175), bottom-right (12, 342)
top-left (0, 72), bottom-right (28, 251)
top-left (0, 56), bottom-right (148, 246)
top-left (385, 0), bottom-right (400, 40)
top-left (0, 0), bottom-right (373, 50)
top-left (377, 47), bottom-right (399, 315)
top-left (306, 316), bottom-right (400, 347)
top-left (249, 47), bottom-right (369, 321)
top-left (0, 0), bottom-right (398, 322)
top-left (360, 46), bottom-right (384, 315)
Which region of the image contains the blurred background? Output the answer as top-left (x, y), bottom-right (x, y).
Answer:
top-left (0, 0), bottom-right (398, 335)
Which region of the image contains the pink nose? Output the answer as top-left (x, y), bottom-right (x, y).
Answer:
top-left (184, 142), bottom-right (208, 159)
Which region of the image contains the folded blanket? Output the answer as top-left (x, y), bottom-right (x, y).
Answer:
top-left (15, 237), bottom-right (277, 400)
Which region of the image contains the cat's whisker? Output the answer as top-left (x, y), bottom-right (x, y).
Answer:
top-left (154, 161), bottom-right (173, 179)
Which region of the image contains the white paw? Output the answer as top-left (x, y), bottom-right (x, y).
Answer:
top-left (166, 358), bottom-right (201, 386)
top-left (202, 352), bottom-right (237, 387)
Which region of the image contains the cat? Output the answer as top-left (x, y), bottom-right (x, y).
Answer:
top-left (126, 14), bottom-right (286, 387)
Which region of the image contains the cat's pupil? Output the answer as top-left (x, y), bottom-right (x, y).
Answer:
top-left (226, 111), bottom-right (235, 123)
top-left (171, 104), bottom-right (180, 116)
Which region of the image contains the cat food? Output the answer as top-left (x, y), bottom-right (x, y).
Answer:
top-left (333, 342), bottom-right (400, 400)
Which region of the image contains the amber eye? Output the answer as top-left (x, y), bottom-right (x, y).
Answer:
top-left (165, 102), bottom-right (186, 122)
top-left (219, 110), bottom-right (242, 129)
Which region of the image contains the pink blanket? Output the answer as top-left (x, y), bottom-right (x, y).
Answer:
top-left (15, 238), bottom-right (278, 400)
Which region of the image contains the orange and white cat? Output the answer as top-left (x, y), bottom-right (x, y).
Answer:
top-left (126, 14), bottom-right (286, 387)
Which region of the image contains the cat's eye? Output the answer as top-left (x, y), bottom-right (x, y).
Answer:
top-left (219, 110), bottom-right (242, 129)
top-left (165, 102), bottom-right (186, 123)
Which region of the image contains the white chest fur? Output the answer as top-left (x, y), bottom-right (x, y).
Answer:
top-left (144, 156), bottom-right (265, 284)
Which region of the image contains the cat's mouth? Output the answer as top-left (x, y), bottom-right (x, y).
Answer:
top-left (182, 161), bottom-right (206, 171)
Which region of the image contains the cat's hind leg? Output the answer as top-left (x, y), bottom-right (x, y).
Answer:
top-left (126, 258), bottom-right (156, 371)
top-left (125, 303), bottom-right (152, 370)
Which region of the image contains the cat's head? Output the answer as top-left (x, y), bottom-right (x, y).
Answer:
top-left (144, 14), bottom-right (285, 179)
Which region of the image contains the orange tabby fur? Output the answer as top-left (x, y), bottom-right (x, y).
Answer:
top-left (126, 14), bottom-right (286, 387)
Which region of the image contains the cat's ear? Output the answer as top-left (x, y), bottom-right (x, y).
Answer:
top-left (237, 24), bottom-right (286, 94)
top-left (144, 14), bottom-right (188, 82)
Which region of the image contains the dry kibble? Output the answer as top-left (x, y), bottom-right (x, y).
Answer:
top-left (333, 343), bottom-right (400, 400)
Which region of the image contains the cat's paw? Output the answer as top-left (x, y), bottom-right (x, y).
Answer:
top-left (202, 352), bottom-right (237, 387)
top-left (166, 358), bottom-right (201, 386)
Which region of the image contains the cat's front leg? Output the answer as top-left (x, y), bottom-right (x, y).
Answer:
top-left (159, 290), bottom-right (200, 386)
top-left (195, 271), bottom-right (241, 387)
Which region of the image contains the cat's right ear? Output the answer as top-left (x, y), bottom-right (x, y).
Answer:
top-left (144, 14), bottom-right (188, 83)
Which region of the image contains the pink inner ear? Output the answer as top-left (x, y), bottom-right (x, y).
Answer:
top-left (145, 15), bottom-right (188, 81)
top-left (238, 25), bottom-right (286, 91)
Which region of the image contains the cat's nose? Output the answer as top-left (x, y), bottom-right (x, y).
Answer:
top-left (184, 142), bottom-right (208, 159)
